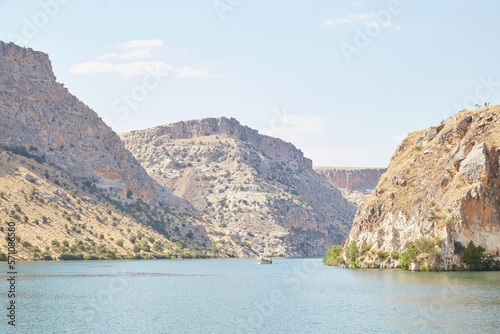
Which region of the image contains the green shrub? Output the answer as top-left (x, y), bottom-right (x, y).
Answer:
top-left (21, 241), bottom-right (32, 248)
top-left (399, 244), bottom-right (419, 270)
top-left (40, 251), bottom-right (52, 261)
top-left (140, 241), bottom-right (151, 252)
top-left (361, 243), bottom-right (373, 254)
top-left (346, 241), bottom-right (359, 268)
top-left (323, 245), bottom-right (343, 267)
top-left (414, 237), bottom-right (440, 255)
top-left (377, 250), bottom-right (390, 259)
top-left (153, 242), bottom-right (164, 252)
top-left (13, 203), bottom-right (22, 212)
top-left (60, 253), bottom-right (84, 260)
top-left (463, 241), bottom-right (485, 270)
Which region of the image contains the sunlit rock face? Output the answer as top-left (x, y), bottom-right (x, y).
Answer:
top-left (345, 107), bottom-right (500, 270)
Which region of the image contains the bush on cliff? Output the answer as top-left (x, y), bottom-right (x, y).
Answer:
top-left (323, 246), bottom-right (343, 266)
top-left (399, 244), bottom-right (419, 270)
top-left (346, 241), bottom-right (359, 268)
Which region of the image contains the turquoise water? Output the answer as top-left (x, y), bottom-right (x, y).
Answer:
top-left (2, 258), bottom-right (500, 333)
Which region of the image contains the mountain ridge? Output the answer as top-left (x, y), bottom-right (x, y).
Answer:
top-left (121, 117), bottom-right (356, 257)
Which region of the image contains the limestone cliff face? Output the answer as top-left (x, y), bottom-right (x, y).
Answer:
top-left (345, 106), bottom-right (500, 270)
top-left (121, 118), bottom-right (356, 257)
top-left (315, 167), bottom-right (386, 206)
top-left (0, 41), bottom-right (186, 208)
top-left (315, 167), bottom-right (386, 191)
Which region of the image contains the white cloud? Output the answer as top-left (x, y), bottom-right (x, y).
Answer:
top-left (71, 39), bottom-right (173, 77)
top-left (175, 66), bottom-right (209, 78)
top-left (325, 13), bottom-right (401, 30)
top-left (98, 50), bottom-right (154, 60)
top-left (70, 61), bottom-right (172, 77)
top-left (118, 39), bottom-right (163, 49)
top-left (323, 19), bottom-right (333, 26)
top-left (97, 39), bottom-right (163, 60)
top-left (71, 39), bottom-right (205, 79)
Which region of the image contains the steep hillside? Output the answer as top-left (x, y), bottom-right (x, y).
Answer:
top-left (0, 41), bottom-right (184, 207)
top-left (315, 167), bottom-right (386, 206)
top-left (121, 117), bottom-right (356, 257)
top-left (0, 41), bottom-right (213, 259)
top-left (344, 106), bottom-right (500, 270)
top-left (0, 149), bottom-right (212, 260)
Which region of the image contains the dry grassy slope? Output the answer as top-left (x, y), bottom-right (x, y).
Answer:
top-left (121, 118), bottom-right (356, 257)
top-left (0, 149), bottom-right (217, 261)
top-left (345, 105), bottom-right (500, 270)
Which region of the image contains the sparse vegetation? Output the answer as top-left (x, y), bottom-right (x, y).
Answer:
top-left (323, 245), bottom-right (343, 266)
top-left (399, 244), bottom-right (419, 270)
top-left (460, 241), bottom-right (500, 271)
top-left (414, 237), bottom-right (441, 255)
top-left (346, 241), bottom-right (359, 268)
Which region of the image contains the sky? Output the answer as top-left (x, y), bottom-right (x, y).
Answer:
top-left (1, 0), bottom-right (500, 167)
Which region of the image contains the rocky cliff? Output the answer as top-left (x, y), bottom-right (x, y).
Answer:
top-left (0, 41), bottom-right (189, 207)
top-left (315, 167), bottom-right (386, 191)
top-left (344, 106), bottom-right (500, 270)
top-left (121, 118), bottom-right (356, 257)
top-left (0, 41), bottom-right (212, 259)
top-left (315, 167), bottom-right (386, 206)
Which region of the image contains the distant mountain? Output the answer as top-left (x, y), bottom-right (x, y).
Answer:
top-left (121, 117), bottom-right (356, 257)
top-left (315, 167), bottom-right (386, 192)
top-left (344, 106), bottom-right (500, 270)
top-left (315, 167), bottom-right (386, 206)
top-left (0, 41), bottom-right (212, 260)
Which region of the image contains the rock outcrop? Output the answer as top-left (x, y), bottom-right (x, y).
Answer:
top-left (121, 117), bottom-right (356, 257)
top-left (0, 41), bottom-right (186, 208)
top-left (344, 106), bottom-right (500, 270)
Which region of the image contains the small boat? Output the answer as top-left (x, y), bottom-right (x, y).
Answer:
top-left (257, 256), bottom-right (272, 264)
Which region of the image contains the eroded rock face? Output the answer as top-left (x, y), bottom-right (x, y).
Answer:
top-left (459, 142), bottom-right (487, 184)
top-left (345, 107), bottom-right (500, 270)
top-left (315, 167), bottom-right (386, 192)
top-left (315, 167), bottom-right (387, 206)
top-left (0, 41), bottom-right (186, 208)
top-left (121, 118), bottom-right (357, 257)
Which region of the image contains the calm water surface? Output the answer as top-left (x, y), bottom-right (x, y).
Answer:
top-left (2, 258), bottom-right (500, 333)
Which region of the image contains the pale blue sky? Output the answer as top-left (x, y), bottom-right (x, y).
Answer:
top-left (1, 0), bottom-right (499, 167)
